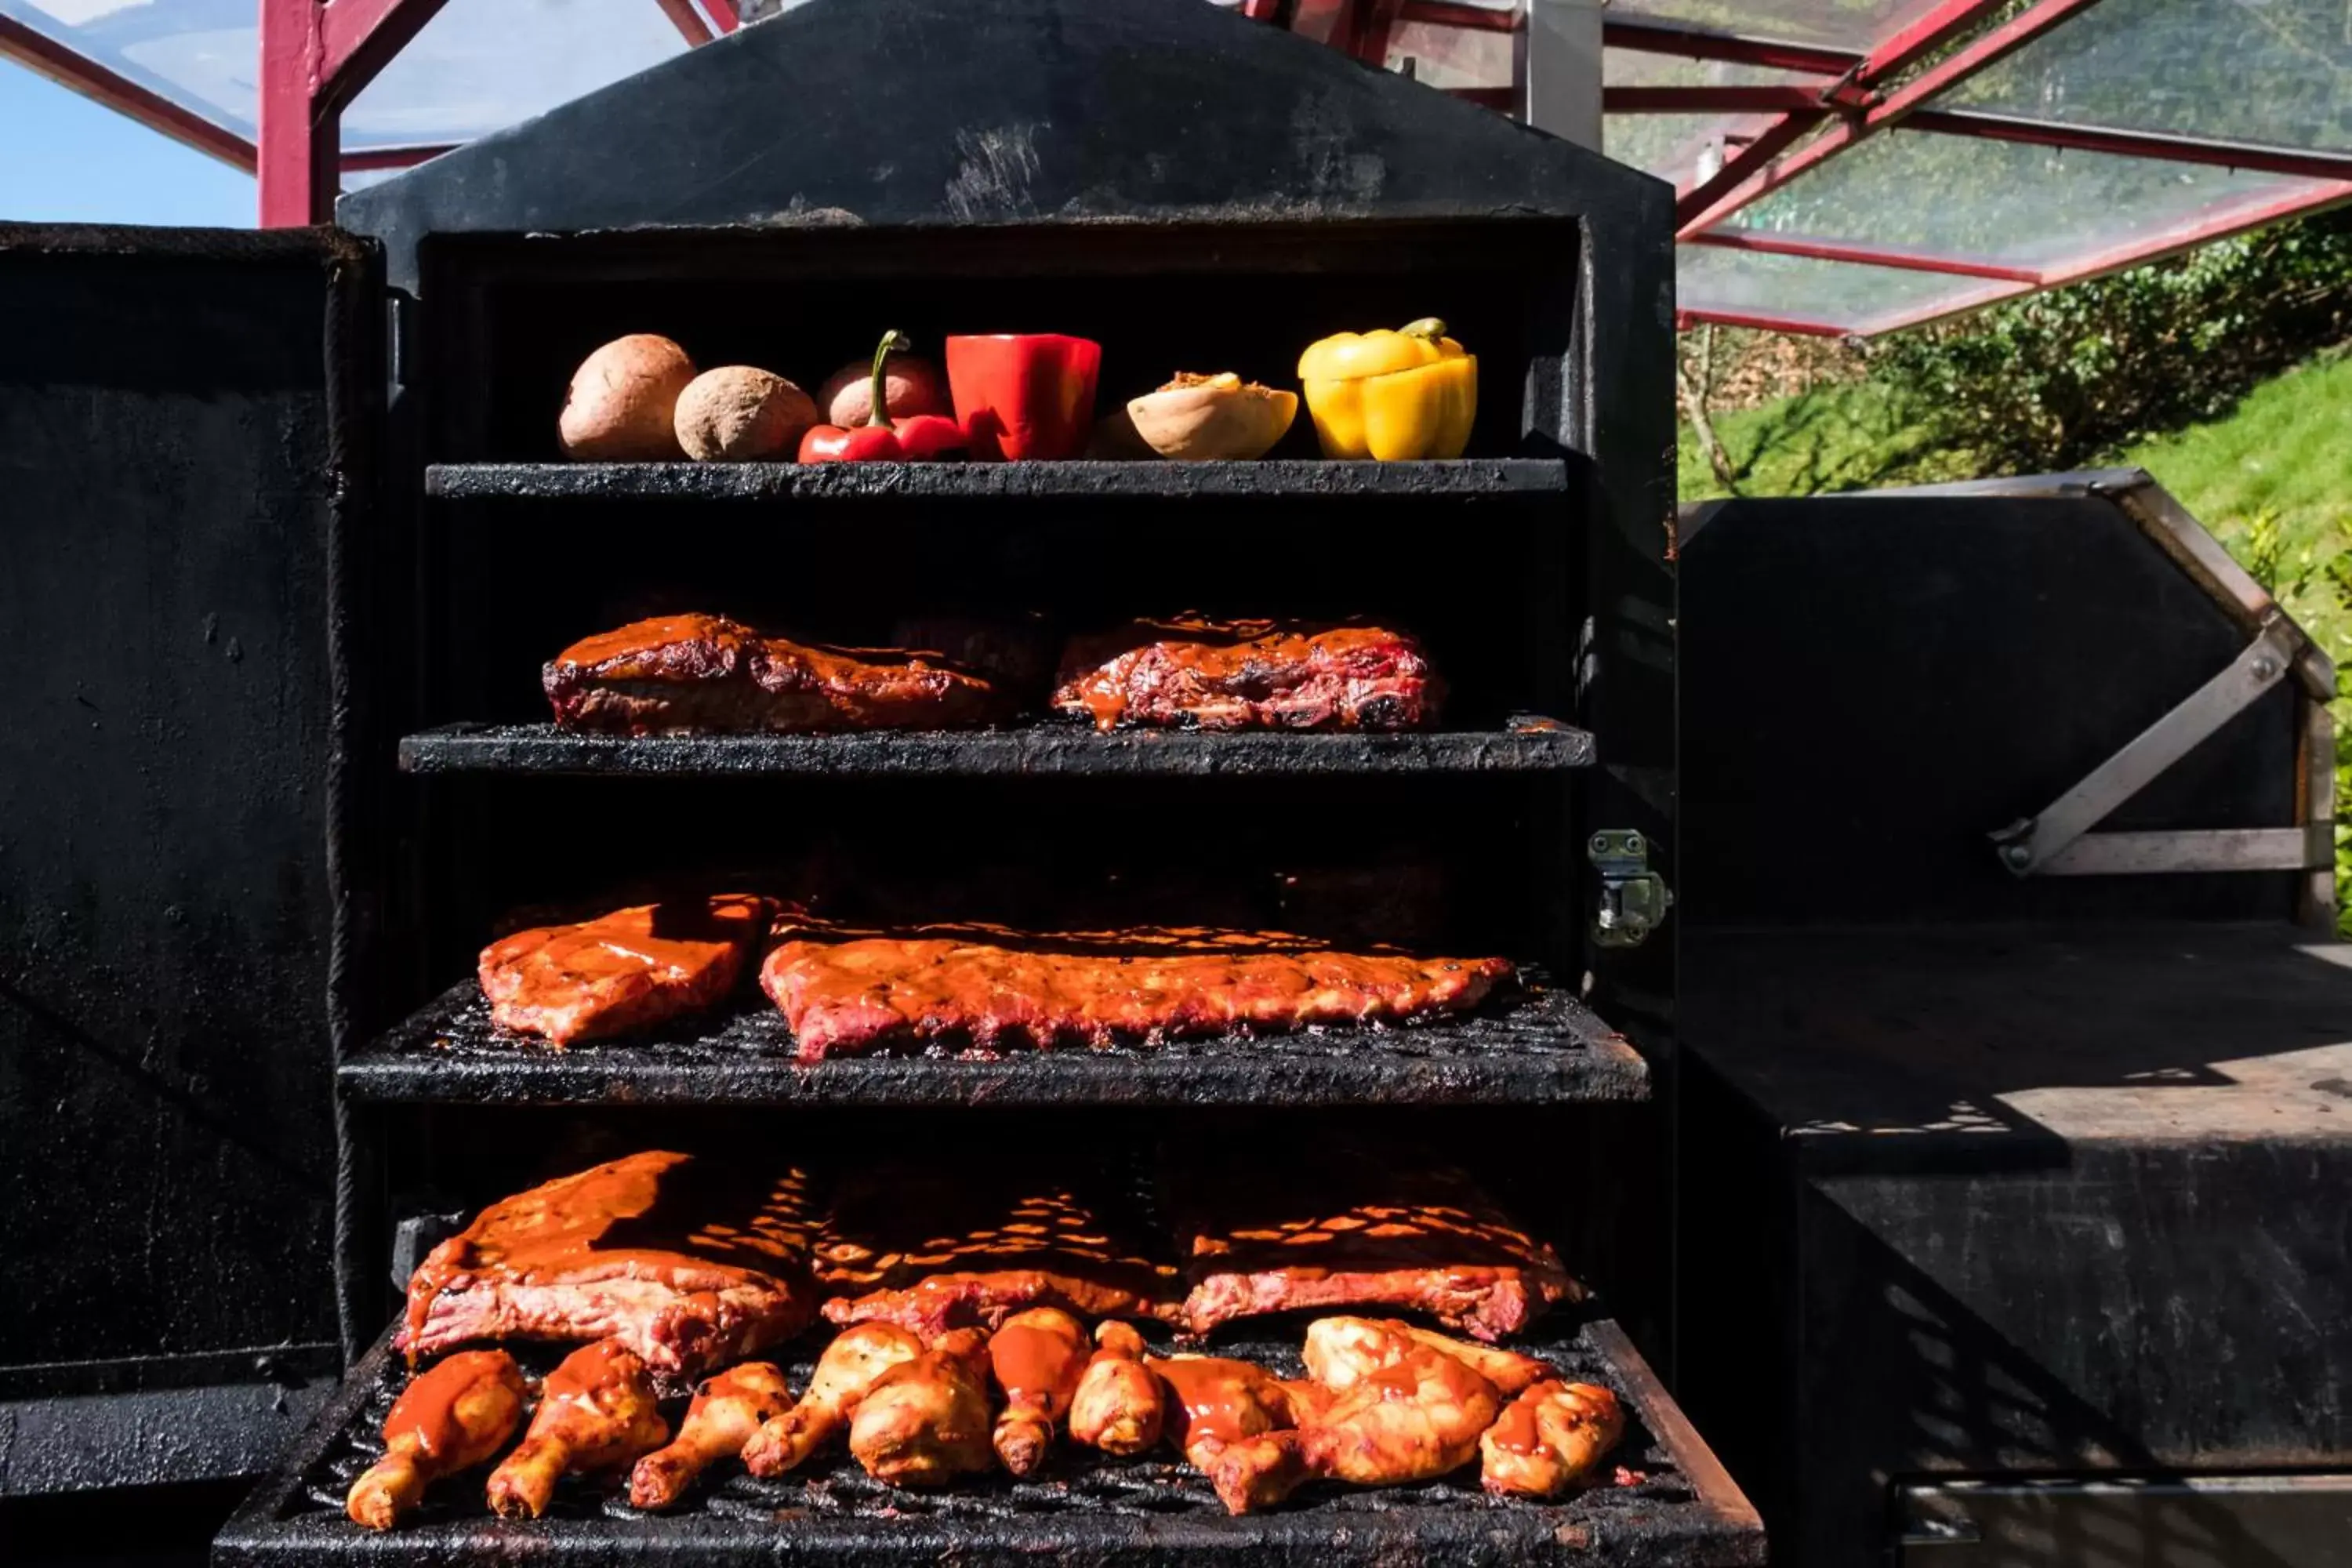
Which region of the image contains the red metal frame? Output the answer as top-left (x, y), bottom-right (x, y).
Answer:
top-left (1684, 228), bottom-right (2042, 284)
top-left (1906, 109), bottom-right (2352, 184)
top-left (1600, 17), bottom-right (1857, 78)
top-left (1676, 0), bottom-right (2105, 235)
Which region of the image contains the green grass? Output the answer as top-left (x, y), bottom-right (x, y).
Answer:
top-left (1676, 379), bottom-right (1967, 503)
top-left (1681, 347), bottom-right (2352, 930)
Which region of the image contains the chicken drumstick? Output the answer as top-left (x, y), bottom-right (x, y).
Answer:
top-left (987, 1308), bottom-right (1089, 1475)
top-left (740, 1322), bottom-right (924, 1477)
top-left (628, 1360), bottom-right (793, 1509)
top-left (1144, 1354), bottom-right (1302, 1471)
top-left (347, 1349), bottom-right (526, 1530)
top-left (1207, 1323), bottom-right (1503, 1515)
top-left (1480, 1379), bottom-right (1624, 1497)
top-left (1304, 1316), bottom-right (1553, 1397)
top-left (848, 1327), bottom-right (996, 1487)
top-left (486, 1341), bottom-right (669, 1519)
top-left (1069, 1321), bottom-right (1167, 1456)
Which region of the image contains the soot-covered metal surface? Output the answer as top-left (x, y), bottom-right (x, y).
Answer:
top-left (339, 978), bottom-right (1650, 1107)
top-left (426, 459), bottom-right (1574, 503)
top-left (398, 721), bottom-right (1598, 779)
top-left (215, 1317), bottom-right (1759, 1567)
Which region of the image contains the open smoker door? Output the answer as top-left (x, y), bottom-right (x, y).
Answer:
top-left (0, 225), bottom-right (380, 1523)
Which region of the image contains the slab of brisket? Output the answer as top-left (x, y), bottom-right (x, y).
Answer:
top-left (1052, 616), bottom-right (1439, 731)
top-left (817, 1162), bottom-right (1181, 1336)
top-left (401, 1151), bottom-right (819, 1378)
top-left (758, 920), bottom-right (1513, 1060)
top-left (1166, 1141), bottom-right (1577, 1342)
top-left (545, 613), bottom-right (1006, 735)
top-left (479, 895), bottom-right (771, 1047)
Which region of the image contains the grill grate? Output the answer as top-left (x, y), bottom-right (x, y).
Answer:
top-left (396, 720), bottom-right (1598, 779)
top-left (216, 1318), bottom-right (1762, 1566)
top-left (422, 458), bottom-right (1576, 504)
top-left (338, 978), bottom-right (1650, 1108)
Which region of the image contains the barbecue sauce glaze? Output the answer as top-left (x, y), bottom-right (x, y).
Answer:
top-left (382, 1349), bottom-right (524, 1461)
top-left (1052, 617), bottom-right (1437, 731)
top-left (402, 1151), bottom-right (814, 1356)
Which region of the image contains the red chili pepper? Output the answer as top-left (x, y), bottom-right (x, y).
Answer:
top-left (799, 332), bottom-right (968, 463)
top-left (945, 333), bottom-right (1102, 462)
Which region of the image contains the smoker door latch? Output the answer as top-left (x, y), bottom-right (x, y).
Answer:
top-left (1589, 829), bottom-right (1672, 948)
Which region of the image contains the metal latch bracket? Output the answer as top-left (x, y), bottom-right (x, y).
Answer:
top-left (1590, 829), bottom-right (1673, 948)
top-left (1990, 613), bottom-right (2316, 876)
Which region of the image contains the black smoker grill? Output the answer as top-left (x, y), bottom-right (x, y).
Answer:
top-left (0, 0), bottom-right (1759, 1563)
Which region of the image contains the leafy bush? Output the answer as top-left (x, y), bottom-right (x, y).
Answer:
top-left (1871, 209), bottom-right (2352, 475)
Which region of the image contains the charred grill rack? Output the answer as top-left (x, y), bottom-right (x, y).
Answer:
top-left (397, 720), bottom-right (1600, 779)
top-left (216, 1316), bottom-right (1755, 1568)
top-left (340, 974), bottom-right (1650, 1107)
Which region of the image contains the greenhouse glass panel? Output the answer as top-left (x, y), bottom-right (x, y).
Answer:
top-left (1603, 46), bottom-right (1831, 88)
top-left (1679, 243), bottom-right (2027, 332)
top-left (1946, 0), bottom-right (2351, 154)
top-left (1606, 111), bottom-right (1781, 185)
top-left (1606, 0), bottom-right (1952, 49)
top-left (1712, 125), bottom-right (2344, 272)
top-left (342, 0), bottom-right (687, 150)
top-left (7, 0), bottom-right (258, 139)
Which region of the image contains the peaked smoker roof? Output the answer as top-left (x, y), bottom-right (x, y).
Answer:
top-left (333, 0), bottom-right (1665, 289)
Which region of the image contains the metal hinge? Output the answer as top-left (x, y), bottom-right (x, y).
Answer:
top-left (1990, 612), bottom-right (2325, 877)
top-left (1589, 829), bottom-right (1673, 948)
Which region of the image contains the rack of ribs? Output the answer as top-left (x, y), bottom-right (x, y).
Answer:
top-left (817, 1162), bottom-right (1181, 1336)
top-left (1165, 1141), bottom-right (1577, 1342)
top-left (760, 919), bottom-right (1512, 1059)
top-left (544, 613), bottom-right (1007, 735)
top-left (401, 1151), bottom-right (819, 1378)
top-left (1052, 616), bottom-right (1439, 731)
top-left (478, 894), bottom-right (771, 1047)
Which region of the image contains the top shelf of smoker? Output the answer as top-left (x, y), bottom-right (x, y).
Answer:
top-left (423, 459), bottom-right (1573, 504)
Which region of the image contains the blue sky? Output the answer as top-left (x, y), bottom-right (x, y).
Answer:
top-left (1, 62), bottom-right (255, 227)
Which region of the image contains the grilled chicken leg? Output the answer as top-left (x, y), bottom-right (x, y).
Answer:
top-left (1145, 1354), bottom-right (1301, 1471)
top-left (1303, 1316), bottom-right (1553, 1397)
top-left (347, 1349), bottom-right (527, 1529)
top-left (987, 1308), bottom-right (1089, 1475)
top-left (1480, 1380), bottom-right (1624, 1497)
top-left (628, 1361), bottom-right (793, 1509)
top-left (848, 1327), bottom-right (996, 1487)
top-left (1069, 1320), bottom-right (1167, 1457)
top-left (1207, 1325), bottom-right (1501, 1515)
top-left (486, 1341), bottom-right (669, 1519)
top-left (741, 1322), bottom-right (924, 1477)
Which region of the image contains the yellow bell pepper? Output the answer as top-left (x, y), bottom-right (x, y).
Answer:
top-left (1296, 318), bottom-right (1478, 460)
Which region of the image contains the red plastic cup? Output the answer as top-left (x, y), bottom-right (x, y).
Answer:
top-left (945, 334), bottom-right (1102, 462)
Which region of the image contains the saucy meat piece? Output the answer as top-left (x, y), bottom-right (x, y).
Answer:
top-left (543, 613), bottom-right (1006, 735)
top-left (401, 1151), bottom-right (819, 1377)
top-left (479, 895), bottom-right (771, 1047)
top-left (1053, 616), bottom-right (1439, 732)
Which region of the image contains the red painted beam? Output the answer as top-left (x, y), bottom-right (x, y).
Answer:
top-left (0, 14), bottom-right (256, 172)
top-left (699, 0), bottom-right (739, 33)
top-left (261, 0), bottom-right (457, 225)
top-left (1601, 16), bottom-right (1855, 76)
top-left (1675, 306), bottom-right (1853, 337)
top-left (1685, 227), bottom-right (2042, 283)
top-left (1606, 85), bottom-right (1827, 114)
top-left (653, 0), bottom-right (714, 46)
top-left (1907, 108), bottom-right (2352, 183)
top-left (1353, 0), bottom-right (1410, 67)
top-left (321, 0), bottom-right (451, 96)
top-left (1399, 0), bottom-right (1519, 33)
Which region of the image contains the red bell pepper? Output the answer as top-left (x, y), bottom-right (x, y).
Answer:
top-left (799, 331), bottom-right (967, 463)
top-left (945, 333), bottom-right (1102, 462)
